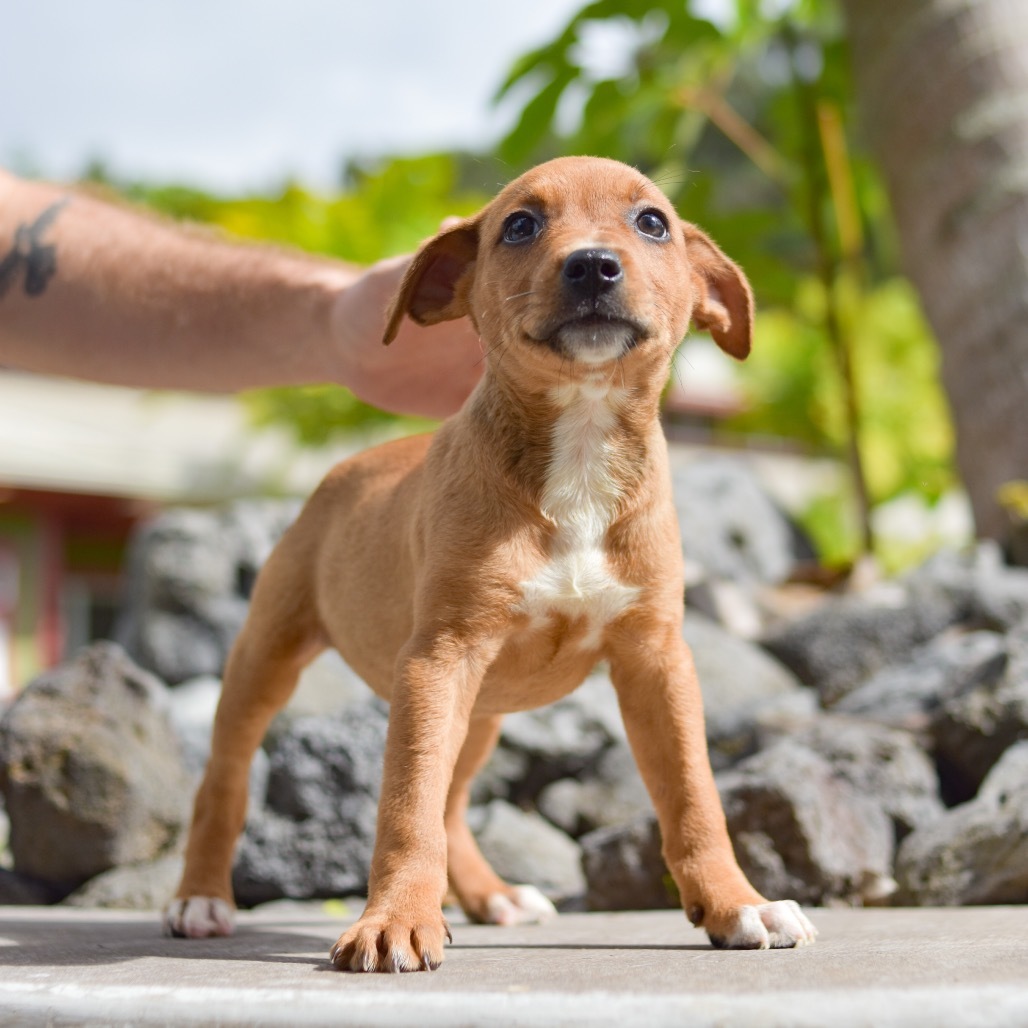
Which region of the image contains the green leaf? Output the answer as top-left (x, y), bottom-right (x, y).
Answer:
top-left (499, 67), bottom-right (579, 165)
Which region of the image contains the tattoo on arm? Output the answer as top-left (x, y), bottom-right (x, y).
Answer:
top-left (0, 197), bottom-right (70, 300)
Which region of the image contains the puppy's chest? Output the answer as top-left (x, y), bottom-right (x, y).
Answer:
top-left (514, 384), bottom-right (641, 642)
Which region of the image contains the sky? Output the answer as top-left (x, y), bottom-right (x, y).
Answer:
top-left (1, 0), bottom-right (593, 193)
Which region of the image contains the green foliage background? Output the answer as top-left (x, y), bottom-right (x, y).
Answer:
top-left (491, 0), bottom-right (956, 563)
top-left (91, 0), bottom-right (957, 565)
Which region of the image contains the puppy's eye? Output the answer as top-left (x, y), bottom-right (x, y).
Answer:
top-left (636, 210), bottom-right (670, 240)
top-left (502, 212), bottom-right (540, 244)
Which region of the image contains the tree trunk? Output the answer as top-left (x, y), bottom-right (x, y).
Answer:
top-left (841, 0), bottom-right (1028, 540)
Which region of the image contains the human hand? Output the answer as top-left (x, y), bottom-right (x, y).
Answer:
top-left (330, 253), bottom-right (483, 420)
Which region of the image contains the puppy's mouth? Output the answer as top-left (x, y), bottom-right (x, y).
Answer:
top-left (531, 313), bottom-right (649, 364)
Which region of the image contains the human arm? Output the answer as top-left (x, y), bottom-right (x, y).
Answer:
top-left (0, 169), bottom-right (483, 418)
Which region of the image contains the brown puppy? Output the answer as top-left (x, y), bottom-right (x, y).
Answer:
top-left (165, 156), bottom-right (817, 970)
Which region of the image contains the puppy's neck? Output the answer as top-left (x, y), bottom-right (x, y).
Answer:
top-left (467, 361), bottom-right (665, 510)
top-left (540, 375), bottom-right (628, 528)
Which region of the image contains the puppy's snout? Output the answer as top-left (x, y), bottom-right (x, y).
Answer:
top-left (562, 249), bottom-right (623, 297)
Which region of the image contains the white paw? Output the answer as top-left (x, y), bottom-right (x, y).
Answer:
top-left (164, 897), bottom-right (236, 939)
top-left (484, 885), bottom-right (558, 926)
top-left (712, 900), bottom-right (817, 950)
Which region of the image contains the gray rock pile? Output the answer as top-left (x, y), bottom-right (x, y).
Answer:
top-left (0, 483), bottom-right (1025, 916)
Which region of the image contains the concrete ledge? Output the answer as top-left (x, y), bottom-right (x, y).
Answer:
top-left (1, 905), bottom-right (1026, 1026)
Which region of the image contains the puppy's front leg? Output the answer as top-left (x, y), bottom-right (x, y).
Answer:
top-left (608, 620), bottom-right (817, 950)
top-left (330, 634), bottom-right (499, 973)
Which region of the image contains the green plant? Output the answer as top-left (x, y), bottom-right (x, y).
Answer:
top-left (494, 0), bottom-right (955, 562)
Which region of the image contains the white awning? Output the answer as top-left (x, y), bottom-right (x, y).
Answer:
top-left (0, 371), bottom-right (359, 503)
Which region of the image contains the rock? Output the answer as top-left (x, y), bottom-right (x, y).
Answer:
top-left (906, 541), bottom-right (1028, 632)
top-left (931, 619), bottom-right (1028, 801)
top-left (895, 741), bottom-right (1028, 905)
top-left (0, 789), bottom-right (8, 859)
top-left (469, 743), bottom-right (532, 808)
top-left (685, 578), bottom-right (765, 639)
top-left (684, 612), bottom-right (806, 769)
top-left (535, 779), bottom-right (590, 838)
top-left (835, 629), bottom-right (1008, 732)
top-left (479, 618), bottom-right (804, 807)
top-left (537, 743), bottom-right (652, 838)
top-left (977, 738), bottom-right (1028, 803)
top-left (748, 690), bottom-right (821, 753)
top-left (63, 855), bottom-right (184, 910)
top-left (580, 815), bottom-right (676, 912)
top-left (717, 742), bottom-right (895, 905)
top-left (231, 701), bottom-right (387, 906)
top-left (0, 643), bottom-right (192, 889)
top-left (286, 649), bottom-right (374, 718)
top-left (672, 457), bottom-right (816, 588)
top-left (115, 500), bottom-right (300, 684)
top-left (475, 674), bottom-right (625, 805)
top-left (467, 800), bottom-right (585, 905)
top-left (564, 722), bottom-right (918, 912)
top-left (164, 656), bottom-right (364, 798)
top-left (761, 587), bottom-right (960, 707)
top-left (120, 613), bottom-right (225, 693)
top-left (0, 868), bottom-right (67, 905)
top-left (164, 675), bottom-right (223, 780)
top-left (164, 675), bottom-right (269, 805)
top-left (791, 715), bottom-right (944, 843)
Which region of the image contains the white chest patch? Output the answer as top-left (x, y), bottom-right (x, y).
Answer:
top-left (516, 377), bottom-right (641, 647)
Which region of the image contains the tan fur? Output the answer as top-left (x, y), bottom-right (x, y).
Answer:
top-left (168, 157), bottom-right (816, 969)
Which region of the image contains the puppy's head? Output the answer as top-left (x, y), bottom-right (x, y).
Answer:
top-left (384, 157), bottom-right (753, 375)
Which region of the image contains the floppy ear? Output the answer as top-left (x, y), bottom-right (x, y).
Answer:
top-left (682, 222), bottom-right (754, 360)
top-left (382, 219), bottom-right (480, 344)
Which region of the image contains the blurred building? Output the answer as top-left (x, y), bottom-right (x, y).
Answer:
top-left (0, 370), bottom-right (353, 695)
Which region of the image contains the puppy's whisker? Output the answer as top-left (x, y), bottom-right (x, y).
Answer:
top-left (475, 335), bottom-right (514, 369)
top-left (669, 348), bottom-right (685, 392)
top-left (504, 290), bottom-right (535, 303)
top-left (492, 342), bottom-right (512, 370)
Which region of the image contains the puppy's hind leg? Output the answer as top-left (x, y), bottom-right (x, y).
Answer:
top-left (165, 543), bottom-right (324, 939)
top-left (445, 715), bottom-right (556, 926)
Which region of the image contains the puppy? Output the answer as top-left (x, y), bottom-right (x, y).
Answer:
top-left (165, 156), bottom-right (816, 970)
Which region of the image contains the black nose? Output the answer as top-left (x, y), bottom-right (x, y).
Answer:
top-left (562, 248), bottom-right (623, 295)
